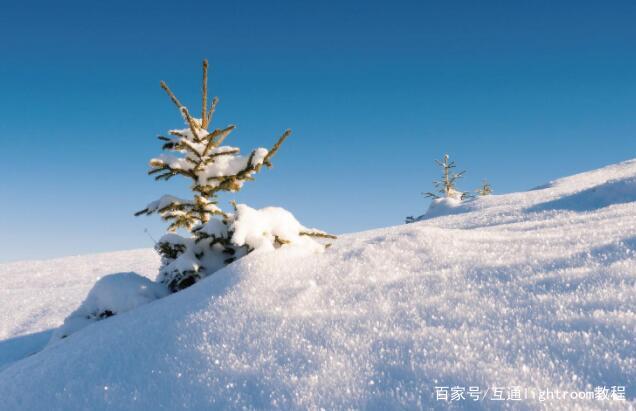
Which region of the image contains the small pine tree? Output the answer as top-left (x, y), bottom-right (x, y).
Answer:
top-left (423, 154), bottom-right (468, 200)
top-left (406, 154), bottom-right (493, 223)
top-left (137, 60), bottom-right (332, 292)
top-left (475, 179), bottom-right (493, 196)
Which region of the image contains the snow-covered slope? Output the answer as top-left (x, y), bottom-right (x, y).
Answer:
top-left (0, 249), bottom-right (158, 370)
top-left (1, 159), bottom-right (635, 410)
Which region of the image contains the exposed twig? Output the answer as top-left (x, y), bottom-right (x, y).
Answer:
top-left (160, 81), bottom-right (183, 109)
top-left (201, 59), bottom-right (208, 128)
top-left (203, 125), bottom-right (236, 153)
top-left (207, 96), bottom-right (219, 126)
top-left (180, 107), bottom-right (202, 143)
top-left (263, 129), bottom-right (292, 168)
top-left (300, 231), bottom-right (337, 239)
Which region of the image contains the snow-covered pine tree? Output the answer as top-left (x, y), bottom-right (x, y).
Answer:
top-left (423, 154), bottom-right (468, 200)
top-left (137, 60), bottom-right (334, 292)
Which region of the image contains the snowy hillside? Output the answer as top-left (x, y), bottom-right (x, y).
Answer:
top-left (0, 249), bottom-right (159, 370)
top-left (1, 159), bottom-right (635, 410)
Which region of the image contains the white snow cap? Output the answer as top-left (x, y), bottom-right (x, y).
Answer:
top-left (143, 195), bottom-right (191, 213)
top-left (230, 204), bottom-right (323, 252)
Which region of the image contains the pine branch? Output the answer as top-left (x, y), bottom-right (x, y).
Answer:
top-left (207, 148), bottom-right (240, 159)
top-left (263, 129), bottom-right (292, 168)
top-left (134, 209), bottom-right (150, 216)
top-left (201, 59), bottom-right (208, 128)
top-left (158, 203), bottom-right (192, 214)
top-left (180, 139), bottom-right (203, 158)
top-left (195, 149), bottom-right (241, 169)
top-left (160, 81), bottom-right (184, 110)
top-left (155, 172), bottom-right (176, 181)
top-left (160, 80), bottom-right (202, 143)
top-left (274, 236), bottom-right (291, 246)
top-left (204, 130), bottom-right (292, 194)
top-left (190, 125), bottom-right (237, 175)
top-left (207, 96), bottom-right (219, 126)
top-left (202, 125), bottom-right (236, 155)
top-left (149, 164), bottom-right (197, 180)
top-left (180, 107), bottom-right (202, 143)
top-left (168, 130), bottom-right (187, 138)
top-left (185, 157), bottom-right (198, 165)
top-left (299, 230), bottom-right (337, 239)
top-left (192, 230), bottom-right (230, 244)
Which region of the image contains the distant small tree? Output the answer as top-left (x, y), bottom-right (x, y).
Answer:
top-left (475, 179), bottom-right (493, 196)
top-left (423, 154), bottom-right (468, 200)
top-left (406, 153), bottom-right (470, 224)
top-left (137, 60), bottom-right (333, 292)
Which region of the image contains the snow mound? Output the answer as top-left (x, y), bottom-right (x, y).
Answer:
top-left (230, 204), bottom-right (325, 252)
top-left (50, 273), bottom-right (168, 343)
top-left (1, 159), bottom-right (635, 410)
top-left (0, 249), bottom-right (159, 370)
top-left (420, 196), bottom-right (464, 219)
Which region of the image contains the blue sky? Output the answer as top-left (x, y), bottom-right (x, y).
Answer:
top-left (1, 0), bottom-right (635, 261)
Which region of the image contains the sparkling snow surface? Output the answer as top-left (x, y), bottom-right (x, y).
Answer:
top-left (1, 160), bottom-right (635, 410)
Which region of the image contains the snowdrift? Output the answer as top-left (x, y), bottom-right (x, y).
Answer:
top-left (1, 159), bottom-right (635, 410)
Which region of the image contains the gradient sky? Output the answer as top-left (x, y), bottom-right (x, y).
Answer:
top-left (1, 0), bottom-right (635, 261)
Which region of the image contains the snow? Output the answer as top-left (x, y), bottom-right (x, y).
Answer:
top-left (421, 196), bottom-right (463, 219)
top-left (142, 194), bottom-right (191, 214)
top-left (152, 205), bottom-right (323, 289)
top-left (49, 272), bottom-right (168, 343)
top-left (152, 145), bottom-right (268, 190)
top-left (1, 159), bottom-right (635, 409)
top-left (154, 235), bottom-right (206, 282)
top-left (446, 186), bottom-right (464, 200)
top-left (230, 204), bottom-right (324, 252)
top-left (0, 249), bottom-right (159, 370)
top-left (149, 116), bottom-right (270, 191)
top-left (250, 147), bottom-right (269, 167)
top-left (197, 218), bottom-right (228, 237)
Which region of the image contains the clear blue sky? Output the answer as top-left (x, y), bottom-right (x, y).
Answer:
top-left (1, 0), bottom-right (635, 261)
